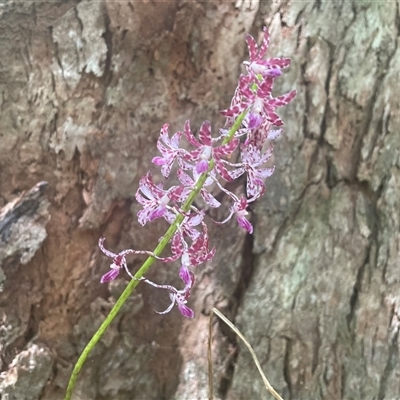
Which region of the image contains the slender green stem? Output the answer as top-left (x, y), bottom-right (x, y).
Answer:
top-left (64, 111), bottom-right (247, 400)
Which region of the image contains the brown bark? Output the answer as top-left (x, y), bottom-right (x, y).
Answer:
top-left (0, 1), bottom-right (399, 399)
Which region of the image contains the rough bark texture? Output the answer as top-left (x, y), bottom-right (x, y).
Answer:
top-left (0, 1), bottom-right (399, 399)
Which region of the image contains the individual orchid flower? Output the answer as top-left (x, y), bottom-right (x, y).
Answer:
top-left (184, 120), bottom-right (239, 181)
top-left (135, 172), bottom-right (187, 226)
top-left (141, 266), bottom-right (195, 318)
top-left (151, 123), bottom-right (192, 178)
top-left (253, 79), bottom-right (297, 127)
top-left (213, 195), bottom-right (253, 234)
top-left (98, 238), bottom-right (156, 283)
top-left (244, 118), bottom-right (283, 150)
top-left (223, 74), bottom-right (296, 128)
top-left (159, 232), bottom-right (185, 263)
top-left (229, 112), bottom-right (268, 143)
top-left (159, 222), bottom-right (215, 268)
top-left (232, 196), bottom-right (254, 234)
top-left (227, 143), bottom-right (275, 200)
top-left (185, 223), bottom-right (216, 267)
top-left (243, 26), bottom-right (292, 78)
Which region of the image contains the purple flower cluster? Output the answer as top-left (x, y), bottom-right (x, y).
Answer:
top-left (99, 27), bottom-right (296, 318)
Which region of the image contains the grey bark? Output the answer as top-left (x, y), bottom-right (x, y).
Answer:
top-left (0, 1), bottom-right (399, 399)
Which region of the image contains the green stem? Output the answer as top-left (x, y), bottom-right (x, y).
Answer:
top-left (64, 111), bottom-right (247, 400)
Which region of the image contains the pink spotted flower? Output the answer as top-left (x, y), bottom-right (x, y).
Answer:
top-left (252, 79), bottom-right (297, 127)
top-left (228, 143), bottom-right (275, 200)
top-left (141, 266), bottom-right (195, 318)
top-left (135, 172), bottom-right (189, 226)
top-left (222, 74), bottom-right (296, 128)
top-left (98, 238), bottom-right (156, 283)
top-left (151, 124), bottom-right (192, 178)
top-left (243, 26), bottom-right (292, 78)
top-left (160, 222), bottom-right (216, 268)
top-left (214, 195), bottom-right (253, 234)
top-left (184, 120), bottom-right (239, 181)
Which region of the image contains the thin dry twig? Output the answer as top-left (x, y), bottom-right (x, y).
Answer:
top-left (208, 310), bottom-right (214, 400)
top-left (208, 307), bottom-right (284, 400)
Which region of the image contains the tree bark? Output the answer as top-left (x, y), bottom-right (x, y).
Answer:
top-left (0, 1), bottom-right (399, 399)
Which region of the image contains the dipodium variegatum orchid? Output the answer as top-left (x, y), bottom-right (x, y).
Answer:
top-left (65, 26), bottom-right (296, 399)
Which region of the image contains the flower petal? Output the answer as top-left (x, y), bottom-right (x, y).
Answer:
top-left (100, 268), bottom-right (120, 283)
top-left (179, 266), bottom-right (193, 287)
top-left (98, 237), bottom-right (117, 259)
top-left (196, 159), bottom-right (209, 174)
top-left (237, 215), bottom-right (253, 234)
top-left (200, 189), bottom-right (221, 208)
top-left (198, 120), bottom-right (212, 146)
top-left (178, 304), bottom-right (194, 319)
